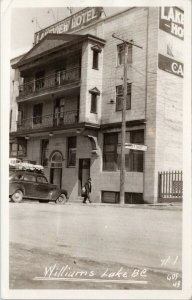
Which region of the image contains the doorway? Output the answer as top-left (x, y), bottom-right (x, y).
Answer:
top-left (50, 168), bottom-right (62, 188)
top-left (50, 151), bottom-right (63, 188)
top-left (78, 159), bottom-right (90, 195)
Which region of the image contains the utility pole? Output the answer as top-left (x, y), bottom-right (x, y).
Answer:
top-left (112, 34), bottom-right (142, 205)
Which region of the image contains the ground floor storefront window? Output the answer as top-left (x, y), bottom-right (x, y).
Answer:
top-left (103, 130), bottom-right (144, 172)
top-left (102, 191), bottom-right (143, 204)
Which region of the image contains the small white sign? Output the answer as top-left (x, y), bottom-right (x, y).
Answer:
top-left (125, 143), bottom-right (147, 151)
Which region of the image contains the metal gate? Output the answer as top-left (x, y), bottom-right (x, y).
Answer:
top-left (158, 171), bottom-right (183, 202)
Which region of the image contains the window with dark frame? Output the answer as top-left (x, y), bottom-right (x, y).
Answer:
top-left (41, 139), bottom-right (49, 167)
top-left (35, 70), bottom-right (45, 90)
top-left (103, 130), bottom-right (144, 172)
top-left (117, 43), bottom-right (132, 65)
top-left (92, 50), bottom-right (99, 70)
top-left (102, 191), bottom-right (120, 204)
top-left (116, 84), bottom-right (131, 111)
top-left (33, 103), bottom-right (43, 124)
top-left (90, 94), bottom-right (97, 113)
top-left (103, 133), bottom-right (118, 171)
top-left (67, 136), bottom-right (77, 167)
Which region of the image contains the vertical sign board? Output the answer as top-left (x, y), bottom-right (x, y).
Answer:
top-left (159, 7), bottom-right (184, 40)
top-left (34, 7), bottom-right (103, 44)
top-left (158, 54), bottom-right (184, 78)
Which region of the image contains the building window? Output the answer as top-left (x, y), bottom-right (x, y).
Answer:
top-left (10, 143), bottom-right (18, 157)
top-left (91, 45), bottom-right (101, 70)
top-left (116, 84), bottom-right (131, 111)
top-left (67, 136), bottom-right (76, 167)
top-left (103, 130), bottom-right (144, 172)
top-left (117, 43), bottom-right (132, 65)
top-left (41, 139), bottom-right (49, 167)
top-left (102, 191), bottom-right (120, 204)
top-left (33, 103), bottom-right (43, 124)
top-left (92, 50), bottom-right (99, 69)
top-left (17, 108), bottom-right (24, 127)
top-left (103, 133), bottom-right (118, 171)
top-left (89, 87), bottom-right (100, 114)
top-left (35, 70), bottom-right (45, 90)
top-left (125, 193), bottom-right (144, 204)
top-left (90, 94), bottom-right (97, 113)
top-left (129, 130), bottom-right (144, 172)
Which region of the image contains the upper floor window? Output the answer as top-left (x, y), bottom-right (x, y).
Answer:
top-left (89, 87), bottom-right (100, 114)
top-left (116, 84), bottom-right (131, 111)
top-left (117, 43), bottom-right (132, 65)
top-left (91, 45), bottom-right (102, 70)
top-left (67, 136), bottom-right (76, 167)
top-left (33, 103), bottom-right (43, 124)
top-left (35, 70), bottom-right (45, 90)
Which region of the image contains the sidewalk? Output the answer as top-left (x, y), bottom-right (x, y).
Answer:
top-left (67, 199), bottom-right (182, 210)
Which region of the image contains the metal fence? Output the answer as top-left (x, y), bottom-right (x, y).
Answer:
top-left (158, 171), bottom-right (183, 202)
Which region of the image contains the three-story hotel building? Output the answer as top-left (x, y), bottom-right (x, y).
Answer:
top-left (10, 7), bottom-right (184, 203)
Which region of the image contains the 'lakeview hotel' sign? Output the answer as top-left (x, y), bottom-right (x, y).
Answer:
top-left (34, 7), bottom-right (103, 44)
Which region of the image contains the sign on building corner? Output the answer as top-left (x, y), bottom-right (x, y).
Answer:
top-left (159, 7), bottom-right (184, 40)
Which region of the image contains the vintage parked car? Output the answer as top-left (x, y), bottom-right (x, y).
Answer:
top-left (9, 170), bottom-right (68, 204)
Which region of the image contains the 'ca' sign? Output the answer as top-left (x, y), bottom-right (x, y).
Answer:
top-left (158, 54), bottom-right (184, 78)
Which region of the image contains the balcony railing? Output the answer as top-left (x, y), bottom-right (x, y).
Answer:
top-left (18, 67), bottom-right (81, 98)
top-left (17, 110), bottom-right (79, 132)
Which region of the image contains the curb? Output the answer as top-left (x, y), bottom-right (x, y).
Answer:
top-left (66, 201), bottom-right (182, 210)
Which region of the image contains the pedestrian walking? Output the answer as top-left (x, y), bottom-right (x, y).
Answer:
top-left (82, 178), bottom-right (92, 203)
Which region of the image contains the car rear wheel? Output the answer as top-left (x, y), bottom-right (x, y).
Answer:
top-left (55, 194), bottom-right (67, 205)
top-left (11, 190), bottom-right (23, 203)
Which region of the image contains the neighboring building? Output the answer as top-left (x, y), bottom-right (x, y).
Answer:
top-left (10, 7), bottom-right (183, 203)
top-left (10, 54), bottom-right (26, 158)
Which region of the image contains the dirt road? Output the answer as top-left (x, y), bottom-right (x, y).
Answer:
top-left (9, 202), bottom-right (182, 289)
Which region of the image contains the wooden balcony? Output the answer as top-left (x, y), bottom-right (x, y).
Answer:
top-left (17, 110), bottom-right (79, 133)
top-left (17, 67), bottom-right (81, 101)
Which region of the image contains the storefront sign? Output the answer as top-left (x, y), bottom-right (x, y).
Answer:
top-left (34, 7), bottom-right (103, 44)
top-left (125, 143), bottom-right (147, 151)
top-left (159, 7), bottom-right (184, 40)
top-left (158, 54), bottom-right (184, 78)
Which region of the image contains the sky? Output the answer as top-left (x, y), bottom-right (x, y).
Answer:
top-left (11, 7), bottom-right (127, 58)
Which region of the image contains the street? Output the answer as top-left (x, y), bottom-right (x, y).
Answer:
top-left (9, 202), bottom-right (182, 289)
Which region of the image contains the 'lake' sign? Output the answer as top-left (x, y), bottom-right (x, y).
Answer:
top-left (159, 7), bottom-right (184, 40)
top-left (34, 7), bottom-right (103, 44)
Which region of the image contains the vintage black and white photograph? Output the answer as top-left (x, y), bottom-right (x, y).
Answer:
top-left (1, 0), bottom-right (191, 299)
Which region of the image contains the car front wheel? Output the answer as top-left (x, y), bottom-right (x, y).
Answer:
top-left (55, 194), bottom-right (67, 205)
top-left (11, 190), bottom-right (23, 203)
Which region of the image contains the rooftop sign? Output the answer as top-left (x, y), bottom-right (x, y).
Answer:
top-left (34, 7), bottom-right (103, 45)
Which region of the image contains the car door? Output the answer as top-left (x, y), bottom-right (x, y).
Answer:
top-left (22, 173), bottom-right (37, 198)
top-left (36, 175), bottom-right (53, 199)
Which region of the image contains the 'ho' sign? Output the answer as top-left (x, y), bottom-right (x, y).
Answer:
top-left (159, 7), bottom-right (184, 40)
